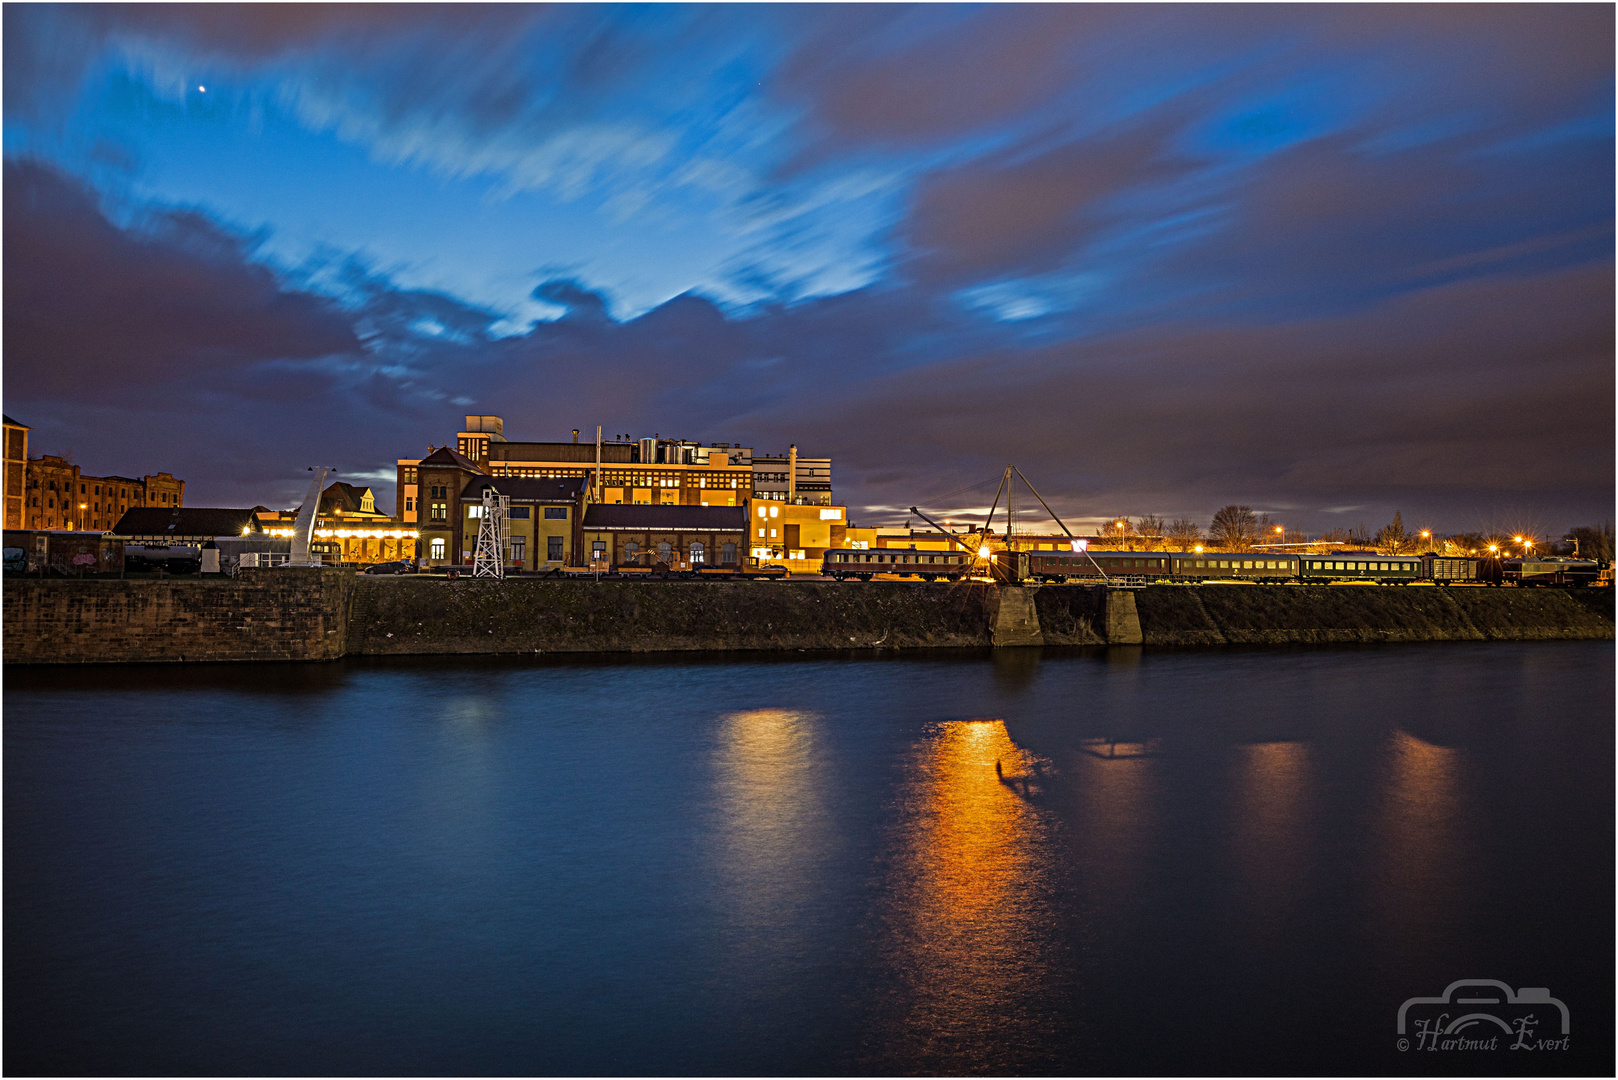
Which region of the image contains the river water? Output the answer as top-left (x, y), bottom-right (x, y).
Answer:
top-left (6, 642), bottom-right (1612, 1075)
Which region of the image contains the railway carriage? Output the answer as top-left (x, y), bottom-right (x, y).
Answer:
top-left (1298, 553), bottom-right (1420, 584)
top-left (1168, 552), bottom-right (1301, 582)
top-left (1002, 549), bottom-right (1176, 583)
top-left (1420, 555), bottom-right (1480, 584)
top-left (822, 548), bottom-right (970, 581)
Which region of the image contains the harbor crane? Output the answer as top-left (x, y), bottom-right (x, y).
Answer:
top-left (911, 465), bottom-right (1110, 579)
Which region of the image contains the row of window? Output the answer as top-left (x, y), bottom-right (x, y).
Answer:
top-left (829, 552), bottom-right (962, 564)
top-left (588, 540), bottom-right (739, 564)
top-left (465, 506), bottom-right (568, 519)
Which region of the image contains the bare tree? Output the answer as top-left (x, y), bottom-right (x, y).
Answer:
top-left (1208, 505), bottom-right (1259, 551)
top-left (1166, 518), bottom-right (1202, 551)
top-left (1373, 511), bottom-right (1413, 555)
top-left (1104, 514), bottom-right (1133, 551)
top-left (1565, 524), bottom-right (1614, 562)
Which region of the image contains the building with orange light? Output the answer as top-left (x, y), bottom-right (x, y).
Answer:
top-left (3, 415), bottom-right (28, 530)
top-left (255, 481), bottom-right (418, 566)
top-left (22, 449), bottom-right (184, 532)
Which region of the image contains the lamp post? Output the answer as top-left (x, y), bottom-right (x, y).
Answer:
top-left (77, 502), bottom-right (86, 531)
top-left (1116, 519), bottom-right (1127, 552)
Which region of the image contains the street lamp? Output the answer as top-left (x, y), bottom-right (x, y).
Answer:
top-left (1116, 519), bottom-right (1127, 551)
top-left (77, 502), bottom-right (86, 531)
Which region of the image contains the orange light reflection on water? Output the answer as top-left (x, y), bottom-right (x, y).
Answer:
top-left (874, 719), bottom-right (1057, 1069)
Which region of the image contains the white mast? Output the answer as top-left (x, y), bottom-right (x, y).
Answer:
top-left (290, 467), bottom-right (331, 566)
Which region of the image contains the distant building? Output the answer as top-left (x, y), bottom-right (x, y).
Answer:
top-left (3, 415), bottom-right (28, 530)
top-left (24, 452), bottom-right (183, 532)
top-left (396, 417), bottom-right (831, 525)
top-left (581, 505), bottom-right (747, 570)
top-left (750, 444), bottom-right (832, 506)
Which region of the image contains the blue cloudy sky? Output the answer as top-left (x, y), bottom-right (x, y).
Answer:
top-left (4, 3), bottom-right (1612, 534)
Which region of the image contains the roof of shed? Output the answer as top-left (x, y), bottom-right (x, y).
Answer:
top-left (459, 476), bottom-right (586, 503)
top-left (111, 507), bottom-right (263, 537)
top-left (582, 505), bottom-right (747, 532)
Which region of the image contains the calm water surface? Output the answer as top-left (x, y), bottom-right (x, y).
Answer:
top-left (6, 643), bottom-right (1613, 1075)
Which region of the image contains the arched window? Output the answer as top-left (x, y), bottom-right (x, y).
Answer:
top-left (624, 541), bottom-right (639, 561)
top-left (657, 542), bottom-right (672, 562)
top-left (721, 542), bottom-right (737, 565)
top-left (689, 542), bottom-right (704, 564)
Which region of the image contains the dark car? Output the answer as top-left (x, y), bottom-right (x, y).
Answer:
top-left (361, 560), bottom-right (412, 575)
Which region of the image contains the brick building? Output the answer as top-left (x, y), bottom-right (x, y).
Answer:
top-left (23, 454), bottom-right (185, 532)
top-left (397, 416), bottom-right (833, 522)
top-left (3, 415), bottom-right (28, 529)
top-left (581, 505), bottom-right (747, 570)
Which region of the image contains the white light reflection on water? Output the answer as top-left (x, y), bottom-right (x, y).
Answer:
top-left (708, 709), bottom-right (835, 988)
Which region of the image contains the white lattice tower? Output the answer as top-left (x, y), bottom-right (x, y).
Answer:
top-left (472, 487), bottom-right (509, 579)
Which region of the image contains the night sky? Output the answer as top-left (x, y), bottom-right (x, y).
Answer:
top-left (4, 4), bottom-right (1612, 535)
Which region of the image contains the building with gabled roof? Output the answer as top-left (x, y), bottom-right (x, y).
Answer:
top-left (581, 504), bottom-right (746, 570)
top-left (454, 475), bottom-right (588, 570)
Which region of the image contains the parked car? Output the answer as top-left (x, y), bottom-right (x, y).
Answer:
top-left (361, 560), bottom-right (412, 575)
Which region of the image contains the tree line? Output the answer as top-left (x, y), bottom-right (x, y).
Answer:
top-left (1098, 507), bottom-right (1614, 561)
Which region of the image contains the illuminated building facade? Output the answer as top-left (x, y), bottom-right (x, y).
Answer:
top-left (396, 417), bottom-right (833, 525)
top-left (746, 499), bottom-right (848, 573)
top-left (581, 504), bottom-right (747, 569)
top-left (3, 415), bottom-right (28, 529)
top-left (457, 476), bottom-right (587, 570)
top-left (750, 445), bottom-right (833, 506)
top-left (255, 481), bottom-right (418, 565)
top-left (24, 449), bottom-right (184, 532)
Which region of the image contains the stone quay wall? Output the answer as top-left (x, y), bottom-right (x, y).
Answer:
top-left (3, 571), bottom-right (1609, 665)
top-left (2, 568), bottom-right (356, 664)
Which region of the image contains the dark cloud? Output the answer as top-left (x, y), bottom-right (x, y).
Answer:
top-left (533, 279), bottom-right (613, 323)
top-left (3, 159), bottom-right (360, 399)
top-left (904, 118), bottom-right (1194, 286)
